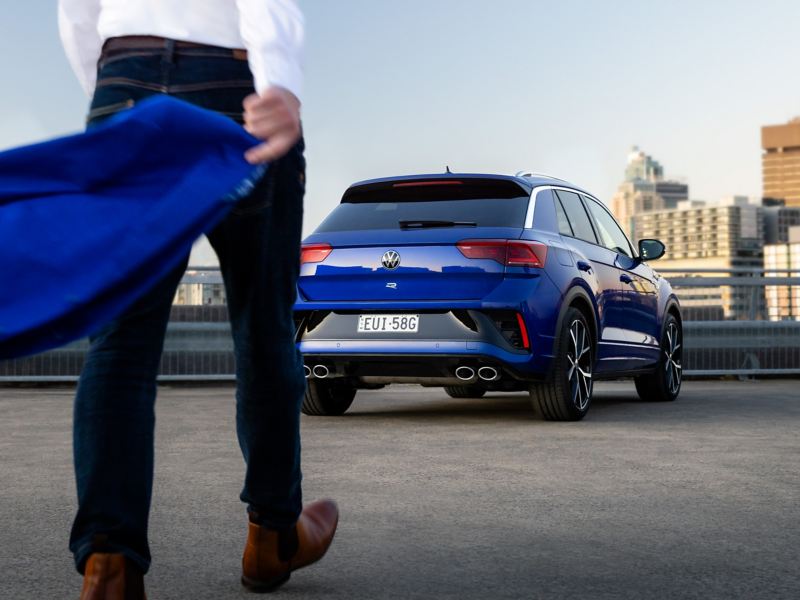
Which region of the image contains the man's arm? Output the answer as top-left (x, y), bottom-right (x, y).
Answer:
top-left (236, 0), bottom-right (305, 164)
top-left (58, 0), bottom-right (103, 96)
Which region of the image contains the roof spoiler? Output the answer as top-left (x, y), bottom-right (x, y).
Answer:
top-left (342, 176), bottom-right (531, 203)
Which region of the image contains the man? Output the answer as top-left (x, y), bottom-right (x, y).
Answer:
top-left (57, 1), bottom-right (338, 597)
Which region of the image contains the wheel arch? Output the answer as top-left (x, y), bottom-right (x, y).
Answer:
top-left (555, 285), bottom-right (599, 349)
top-left (664, 295), bottom-right (682, 329)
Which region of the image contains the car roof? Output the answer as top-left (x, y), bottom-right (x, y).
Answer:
top-left (342, 172), bottom-right (596, 201)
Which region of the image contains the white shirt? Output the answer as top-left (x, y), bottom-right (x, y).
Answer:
top-left (58, 0), bottom-right (304, 100)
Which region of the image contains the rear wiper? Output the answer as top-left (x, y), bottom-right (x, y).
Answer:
top-left (399, 220), bottom-right (477, 229)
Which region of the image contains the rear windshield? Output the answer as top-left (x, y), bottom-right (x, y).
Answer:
top-left (316, 197), bottom-right (530, 232)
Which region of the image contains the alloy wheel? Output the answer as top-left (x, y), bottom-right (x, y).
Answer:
top-left (664, 322), bottom-right (682, 395)
top-left (566, 319), bottom-right (592, 411)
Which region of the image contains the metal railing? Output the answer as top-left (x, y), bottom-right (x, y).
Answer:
top-left (2, 268), bottom-right (799, 382)
top-left (655, 267), bottom-right (800, 376)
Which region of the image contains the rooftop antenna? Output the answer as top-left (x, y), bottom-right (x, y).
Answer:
top-left (445, 166), bottom-right (452, 174)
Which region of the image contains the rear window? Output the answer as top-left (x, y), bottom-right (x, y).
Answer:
top-left (316, 198), bottom-right (529, 232)
top-left (317, 179), bottom-right (530, 232)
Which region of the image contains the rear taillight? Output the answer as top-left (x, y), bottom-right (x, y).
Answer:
top-left (456, 240), bottom-right (547, 268)
top-left (507, 241), bottom-right (548, 268)
top-left (301, 243), bottom-right (332, 264)
top-left (456, 240), bottom-right (508, 263)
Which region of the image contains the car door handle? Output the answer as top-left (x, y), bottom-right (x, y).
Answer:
top-left (577, 260), bottom-right (592, 273)
top-left (620, 274), bottom-right (633, 284)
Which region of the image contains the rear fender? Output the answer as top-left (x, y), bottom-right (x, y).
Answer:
top-left (554, 284), bottom-right (599, 352)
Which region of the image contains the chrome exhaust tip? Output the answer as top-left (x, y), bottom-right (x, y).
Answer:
top-left (455, 366), bottom-right (476, 381)
top-left (303, 365), bottom-right (312, 379)
top-left (478, 366), bottom-right (499, 381)
top-left (312, 364), bottom-right (330, 379)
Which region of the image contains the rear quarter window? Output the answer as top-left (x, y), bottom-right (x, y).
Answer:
top-left (555, 190), bottom-right (597, 244)
top-left (554, 195), bottom-right (574, 236)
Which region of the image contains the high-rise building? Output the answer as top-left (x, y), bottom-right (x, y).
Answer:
top-left (624, 147), bottom-right (663, 181)
top-left (610, 179), bottom-right (661, 239)
top-left (611, 147), bottom-right (688, 240)
top-left (763, 205), bottom-right (800, 244)
top-left (634, 197), bottom-right (763, 267)
top-left (656, 181), bottom-right (690, 210)
top-left (633, 197), bottom-right (765, 319)
top-left (764, 226), bottom-right (800, 321)
top-left (762, 117), bottom-right (800, 207)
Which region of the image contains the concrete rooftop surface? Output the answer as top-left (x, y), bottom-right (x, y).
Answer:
top-left (1, 381), bottom-right (798, 599)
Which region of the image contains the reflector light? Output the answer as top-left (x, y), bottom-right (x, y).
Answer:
top-left (301, 243), bottom-right (332, 264)
top-left (393, 180), bottom-right (463, 188)
top-left (456, 240), bottom-right (547, 268)
top-left (516, 312), bottom-right (531, 349)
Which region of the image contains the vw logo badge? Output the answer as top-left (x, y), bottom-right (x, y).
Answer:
top-left (381, 250), bottom-right (401, 270)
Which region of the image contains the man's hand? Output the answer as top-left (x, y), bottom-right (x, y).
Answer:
top-left (242, 87), bottom-right (301, 164)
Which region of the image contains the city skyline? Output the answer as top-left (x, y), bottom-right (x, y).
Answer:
top-left (2, 1), bottom-right (800, 264)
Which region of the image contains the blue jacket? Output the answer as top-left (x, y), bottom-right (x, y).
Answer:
top-left (0, 96), bottom-right (264, 359)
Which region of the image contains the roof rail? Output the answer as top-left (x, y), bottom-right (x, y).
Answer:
top-left (515, 170), bottom-right (569, 183)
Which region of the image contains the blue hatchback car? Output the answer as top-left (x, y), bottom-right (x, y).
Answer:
top-left (293, 172), bottom-right (682, 421)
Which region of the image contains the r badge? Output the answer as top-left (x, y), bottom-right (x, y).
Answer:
top-left (386, 282), bottom-right (398, 289)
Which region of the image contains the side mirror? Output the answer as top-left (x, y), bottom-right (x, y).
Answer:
top-left (638, 239), bottom-right (666, 261)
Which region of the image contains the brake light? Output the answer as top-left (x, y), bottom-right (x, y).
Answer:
top-left (393, 180), bottom-right (463, 188)
top-left (456, 240), bottom-right (508, 263)
top-left (456, 240), bottom-right (547, 268)
top-left (300, 243), bottom-right (332, 264)
top-left (507, 241), bottom-right (548, 268)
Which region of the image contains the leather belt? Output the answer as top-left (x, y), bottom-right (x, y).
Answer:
top-left (102, 36), bottom-right (248, 61)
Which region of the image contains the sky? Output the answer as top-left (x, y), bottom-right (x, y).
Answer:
top-left (2, 1), bottom-right (799, 264)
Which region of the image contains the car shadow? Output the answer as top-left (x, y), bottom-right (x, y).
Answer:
top-left (341, 385), bottom-right (643, 423)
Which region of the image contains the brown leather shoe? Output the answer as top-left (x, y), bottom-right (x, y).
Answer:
top-left (79, 553), bottom-right (146, 600)
top-left (241, 499), bottom-right (339, 593)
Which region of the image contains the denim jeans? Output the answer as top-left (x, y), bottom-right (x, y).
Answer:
top-left (69, 41), bottom-right (306, 574)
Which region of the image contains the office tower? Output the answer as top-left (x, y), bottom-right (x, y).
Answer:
top-left (655, 181), bottom-right (689, 210)
top-left (763, 206), bottom-right (800, 244)
top-left (633, 197), bottom-right (764, 319)
top-left (764, 226), bottom-right (800, 321)
top-left (762, 117), bottom-right (800, 207)
top-left (611, 147), bottom-right (688, 239)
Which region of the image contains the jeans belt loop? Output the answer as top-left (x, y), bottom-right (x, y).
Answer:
top-left (164, 39), bottom-right (176, 64)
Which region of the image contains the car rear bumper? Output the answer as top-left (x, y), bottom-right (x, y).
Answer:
top-left (295, 309), bottom-right (555, 384)
top-left (300, 346), bottom-right (545, 386)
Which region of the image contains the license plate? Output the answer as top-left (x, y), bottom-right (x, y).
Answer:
top-left (358, 314), bottom-right (419, 333)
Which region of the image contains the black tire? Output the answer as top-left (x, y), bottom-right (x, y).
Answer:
top-left (443, 385), bottom-right (486, 399)
top-left (635, 314), bottom-right (682, 402)
top-left (302, 380), bottom-right (357, 416)
top-left (529, 307), bottom-right (594, 421)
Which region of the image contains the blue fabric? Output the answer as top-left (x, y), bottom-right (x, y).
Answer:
top-left (0, 95), bottom-right (264, 359)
